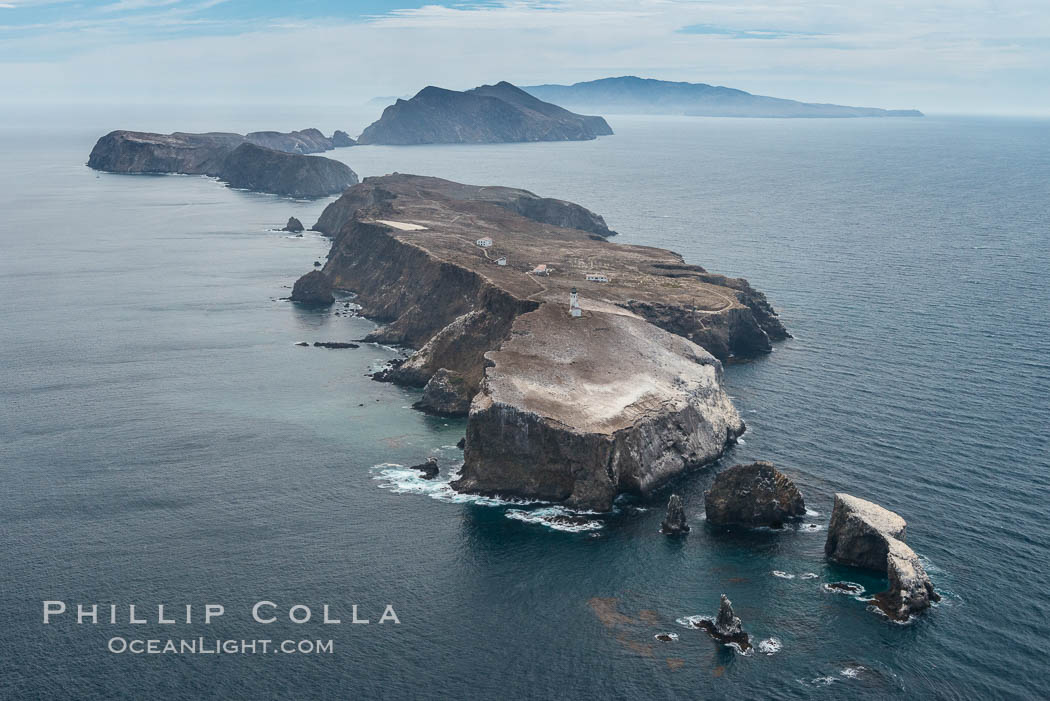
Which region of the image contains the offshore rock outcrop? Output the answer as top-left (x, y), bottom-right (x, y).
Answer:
top-left (290, 270), bottom-right (334, 306)
top-left (357, 81), bottom-right (613, 145)
top-left (332, 130), bottom-right (357, 147)
top-left (660, 494), bottom-right (690, 534)
top-left (283, 217), bottom-right (305, 233)
top-left (704, 461), bottom-right (805, 527)
top-left (695, 595), bottom-right (751, 651)
top-left (219, 143), bottom-right (357, 198)
top-left (87, 129), bottom-right (358, 197)
top-left (300, 174), bottom-right (787, 510)
top-left (825, 494), bottom-right (939, 621)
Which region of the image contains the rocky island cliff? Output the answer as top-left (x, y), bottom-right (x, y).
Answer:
top-left (297, 174), bottom-right (788, 510)
top-left (87, 129), bottom-right (358, 197)
top-left (357, 82), bottom-right (613, 145)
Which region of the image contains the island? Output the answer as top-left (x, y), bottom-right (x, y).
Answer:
top-left (356, 81), bottom-right (613, 145)
top-left (87, 130), bottom-right (358, 197)
top-left (524, 76), bottom-right (923, 118)
top-left (296, 174), bottom-right (788, 510)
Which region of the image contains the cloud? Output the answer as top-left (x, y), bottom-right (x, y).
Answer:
top-left (0, 0), bottom-right (1048, 114)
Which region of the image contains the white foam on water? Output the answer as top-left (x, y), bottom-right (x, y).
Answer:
top-left (737, 438), bottom-right (747, 445)
top-left (772, 570), bottom-right (796, 579)
top-left (800, 573), bottom-right (819, 579)
top-left (840, 665), bottom-right (866, 678)
top-left (504, 506), bottom-right (603, 532)
top-left (758, 637), bottom-right (782, 655)
top-left (675, 614), bottom-right (711, 629)
top-left (809, 676), bottom-right (837, 686)
top-left (654, 632), bottom-right (679, 642)
top-left (805, 508), bottom-right (820, 517)
top-left (798, 523), bottom-right (825, 533)
top-left (727, 641), bottom-right (754, 656)
top-left (822, 582), bottom-right (866, 596)
top-left (370, 463), bottom-right (603, 531)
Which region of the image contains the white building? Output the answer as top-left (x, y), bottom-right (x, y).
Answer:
top-left (476, 237), bottom-right (494, 248)
top-left (585, 273), bottom-right (610, 283)
top-left (530, 264), bottom-right (549, 276)
top-left (496, 256), bottom-right (507, 266)
top-left (569, 287), bottom-right (582, 317)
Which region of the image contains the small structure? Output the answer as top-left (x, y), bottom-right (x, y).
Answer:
top-left (569, 287), bottom-right (582, 318)
top-left (496, 256), bottom-right (507, 266)
top-left (586, 273), bottom-right (610, 283)
top-left (530, 263), bottom-right (549, 276)
top-left (476, 236), bottom-right (494, 248)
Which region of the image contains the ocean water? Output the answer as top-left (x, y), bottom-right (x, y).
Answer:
top-left (1, 112), bottom-right (1048, 699)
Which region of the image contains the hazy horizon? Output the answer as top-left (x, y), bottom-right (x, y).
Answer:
top-left (2, 0), bottom-right (1049, 117)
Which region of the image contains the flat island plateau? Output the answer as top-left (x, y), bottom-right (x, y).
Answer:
top-left (295, 174), bottom-right (789, 511)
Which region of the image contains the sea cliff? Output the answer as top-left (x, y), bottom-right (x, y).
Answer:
top-left (298, 174), bottom-right (788, 510)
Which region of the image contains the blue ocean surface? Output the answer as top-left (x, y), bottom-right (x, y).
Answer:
top-left (1, 111), bottom-right (1048, 699)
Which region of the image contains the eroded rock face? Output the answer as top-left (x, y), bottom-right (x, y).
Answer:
top-left (660, 494), bottom-right (690, 534)
top-left (704, 461), bottom-right (805, 528)
top-left (283, 217), bottom-right (304, 233)
top-left (414, 369), bottom-right (474, 416)
top-left (452, 305), bottom-right (744, 512)
top-left (824, 493), bottom-right (938, 621)
top-left (875, 539), bottom-right (940, 620)
top-left (290, 270), bottom-right (334, 306)
top-left (824, 493), bottom-right (906, 571)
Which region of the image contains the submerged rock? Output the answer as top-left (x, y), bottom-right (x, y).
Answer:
top-left (704, 461), bottom-right (805, 528)
top-left (414, 368), bottom-right (474, 416)
top-left (660, 494), bottom-right (690, 534)
top-left (411, 457), bottom-right (440, 479)
top-left (312, 341), bottom-right (359, 349)
top-left (283, 217), bottom-right (305, 233)
top-left (290, 270), bottom-right (334, 306)
top-left (695, 595), bottom-right (751, 651)
top-left (824, 493), bottom-right (938, 621)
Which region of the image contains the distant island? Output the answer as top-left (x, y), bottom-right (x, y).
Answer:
top-left (294, 174), bottom-right (788, 510)
top-left (87, 129), bottom-right (358, 197)
top-left (524, 76), bottom-right (923, 118)
top-left (356, 81), bottom-right (613, 145)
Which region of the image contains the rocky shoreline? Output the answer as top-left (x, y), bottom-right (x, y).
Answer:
top-left (293, 173), bottom-right (787, 511)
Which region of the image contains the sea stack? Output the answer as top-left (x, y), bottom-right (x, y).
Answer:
top-left (704, 461), bottom-right (805, 528)
top-left (290, 270), bottom-right (334, 306)
top-left (824, 493), bottom-right (939, 621)
top-left (283, 217), bottom-right (304, 233)
top-left (660, 494), bottom-right (690, 534)
top-left (695, 595), bottom-right (751, 651)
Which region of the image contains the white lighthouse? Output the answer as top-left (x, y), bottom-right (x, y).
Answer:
top-left (569, 287), bottom-right (582, 317)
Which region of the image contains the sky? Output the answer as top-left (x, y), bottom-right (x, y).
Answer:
top-left (1, 0), bottom-right (1049, 115)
